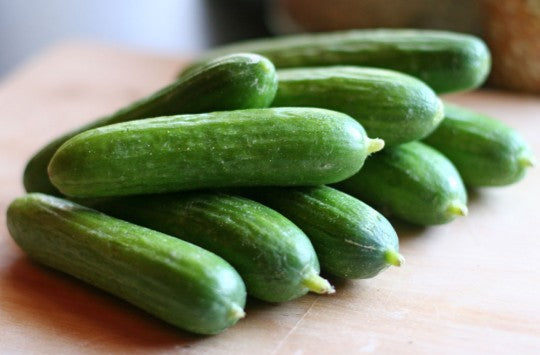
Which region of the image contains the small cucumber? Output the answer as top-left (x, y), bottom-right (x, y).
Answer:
top-left (185, 29), bottom-right (491, 93)
top-left (424, 102), bottom-right (535, 187)
top-left (23, 53), bottom-right (278, 195)
top-left (88, 192), bottom-right (334, 302)
top-left (243, 186), bottom-right (402, 279)
top-left (6, 193), bottom-right (246, 335)
top-left (273, 66), bottom-right (444, 146)
top-left (335, 142), bottom-right (468, 225)
top-left (48, 107), bottom-right (384, 198)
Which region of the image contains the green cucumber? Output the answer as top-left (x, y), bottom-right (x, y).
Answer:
top-left (88, 192), bottom-right (334, 302)
top-left (272, 66), bottom-right (444, 146)
top-left (48, 107), bottom-right (384, 198)
top-left (24, 53), bottom-right (278, 195)
top-left (335, 141), bottom-right (468, 225)
top-left (185, 29), bottom-right (491, 93)
top-left (243, 186), bottom-right (402, 279)
top-left (6, 193), bottom-right (246, 335)
top-left (424, 102), bottom-right (535, 187)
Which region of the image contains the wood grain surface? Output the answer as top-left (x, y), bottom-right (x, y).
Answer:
top-left (1, 43), bottom-right (539, 354)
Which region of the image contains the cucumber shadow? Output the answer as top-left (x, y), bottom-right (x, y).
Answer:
top-left (389, 218), bottom-right (428, 243)
top-left (466, 187), bottom-right (488, 206)
top-left (3, 255), bottom-right (203, 350)
top-left (244, 274), bottom-right (365, 314)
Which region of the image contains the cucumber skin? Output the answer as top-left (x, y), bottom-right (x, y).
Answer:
top-left (23, 53), bottom-right (278, 195)
top-left (273, 66), bottom-right (444, 146)
top-left (244, 186), bottom-right (399, 279)
top-left (48, 108), bottom-right (371, 198)
top-left (186, 29), bottom-right (491, 93)
top-left (335, 142), bottom-right (467, 226)
top-left (424, 103), bottom-right (534, 187)
top-left (88, 193), bottom-right (322, 302)
top-left (6, 193), bottom-right (246, 335)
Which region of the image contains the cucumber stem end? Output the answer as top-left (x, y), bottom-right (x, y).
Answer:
top-left (384, 250), bottom-right (405, 267)
top-left (302, 273), bottom-right (335, 294)
top-left (367, 138), bottom-right (385, 154)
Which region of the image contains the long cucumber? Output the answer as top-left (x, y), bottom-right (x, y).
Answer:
top-left (24, 53), bottom-right (278, 195)
top-left (7, 193), bottom-right (247, 335)
top-left (184, 29), bottom-right (491, 93)
top-left (48, 108), bottom-right (384, 198)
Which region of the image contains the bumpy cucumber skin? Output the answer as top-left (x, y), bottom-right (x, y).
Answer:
top-left (273, 66), bottom-right (444, 146)
top-left (48, 108), bottom-right (370, 198)
top-left (6, 193), bottom-right (246, 335)
top-left (424, 103), bottom-right (534, 187)
top-left (336, 142), bottom-right (467, 226)
top-left (185, 29), bottom-right (491, 93)
top-left (23, 53), bottom-right (278, 195)
top-left (88, 193), bottom-right (323, 302)
top-left (244, 186), bottom-right (399, 279)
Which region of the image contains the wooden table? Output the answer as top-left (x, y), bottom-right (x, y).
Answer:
top-left (1, 43), bottom-right (539, 354)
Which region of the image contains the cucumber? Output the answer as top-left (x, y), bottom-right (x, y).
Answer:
top-left (273, 66), bottom-right (444, 146)
top-left (243, 186), bottom-right (402, 279)
top-left (424, 103), bottom-right (535, 187)
top-left (6, 193), bottom-right (246, 335)
top-left (23, 53), bottom-right (278, 195)
top-left (88, 192), bottom-right (334, 302)
top-left (184, 29), bottom-right (491, 93)
top-left (48, 107), bottom-right (384, 198)
top-left (335, 142), bottom-right (468, 225)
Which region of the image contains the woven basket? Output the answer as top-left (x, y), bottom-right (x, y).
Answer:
top-left (481, 0), bottom-right (540, 93)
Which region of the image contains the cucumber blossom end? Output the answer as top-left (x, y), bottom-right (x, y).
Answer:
top-left (446, 200), bottom-right (468, 217)
top-left (367, 138), bottom-right (385, 154)
top-left (518, 153), bottom-right (536, 168)
top-left (384, 250), bottom-right (405, 267)
top-left (302, 273), bottom-right (335, 294)
top-left (228, 304), bottom-right (246, 321)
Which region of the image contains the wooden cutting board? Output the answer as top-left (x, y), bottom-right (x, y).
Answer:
top-left (1, 43), bottom-right (539, 354)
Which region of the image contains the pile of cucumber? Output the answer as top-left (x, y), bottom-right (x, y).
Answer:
top-left (7, 29), bottom-right (534, 335)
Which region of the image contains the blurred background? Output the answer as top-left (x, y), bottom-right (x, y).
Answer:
top-left (0, 0), bottom-right (268, 78)
top-left (1, 0), bottom-right (539, 92)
